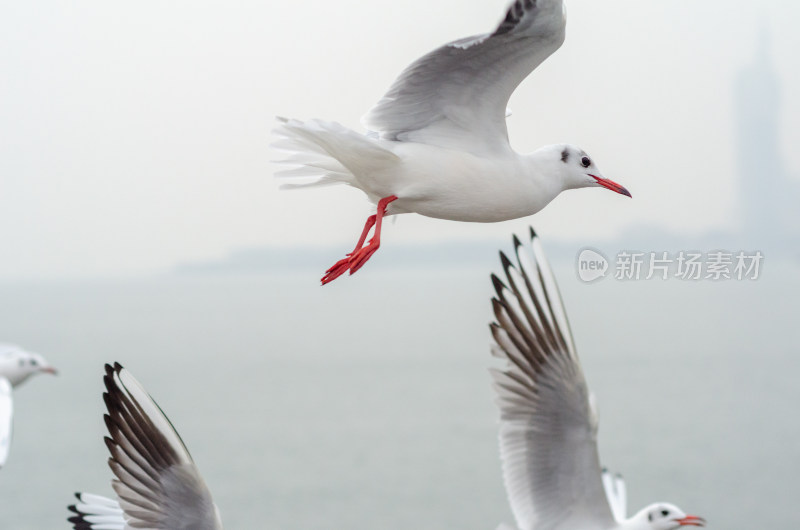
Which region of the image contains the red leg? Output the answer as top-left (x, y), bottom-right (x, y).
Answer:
top-left (349, 196), bottom-right (396, 273)
top-left (321, 195), bottom-right (398, 285)
top-left (348, 214), bottom-right (377, 256)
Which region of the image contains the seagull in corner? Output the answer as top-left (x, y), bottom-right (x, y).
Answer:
top-left (67, 363), bottom-right (224, 530)
top-left (489, 229), bottom-right (704, 530)
top-left (273, 0), bottom-right (631, 285)
top-left (0, 343), bottom-right (57, 469)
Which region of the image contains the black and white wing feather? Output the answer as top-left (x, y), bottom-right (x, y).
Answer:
top-left (68, 363), bottom-right (224, 530)
top-left (68, 492), bottom-right (125, 530)
top-left (490, 228), bottom-right (615, 529)
top-left (363, 0), bottom-right (566, 155)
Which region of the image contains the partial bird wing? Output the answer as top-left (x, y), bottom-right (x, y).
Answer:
top-left (84, 363), bottom-right (224, 530)
top-left (602, 468), bottom-right (627, 522)
top-left (362, 0), bottom-right (566, 155)
top-left (490, 228), bottom-right (615, 529)
top-left (68, 492), bottom-right (125, 529)
top-left (0, 378), bottom-right (12, 468)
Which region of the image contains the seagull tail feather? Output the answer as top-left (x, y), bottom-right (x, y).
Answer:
top-left (271, 117), bottom-right (398, 191)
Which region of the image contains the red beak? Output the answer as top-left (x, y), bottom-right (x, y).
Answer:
top-left (675, 515), bottom-right (706, 527)
top-left (41, 366), bottom-right (58, 375)
top-left (590, 174), bottom-right (632, 198)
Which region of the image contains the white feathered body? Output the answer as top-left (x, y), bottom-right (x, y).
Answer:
top-left (273, 118), bottom-right (564, 222)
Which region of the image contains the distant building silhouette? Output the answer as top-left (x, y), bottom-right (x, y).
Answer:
top-left (734, 28), bottom-right (799, 244)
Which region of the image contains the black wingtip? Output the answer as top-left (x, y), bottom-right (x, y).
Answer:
top-left (103, 369), bottom-right (116, 394)
top-left (499, 250), bottom-right (514, 271)
top-left (490, 273), bottom-right (507, 295)
top-left (491, 298), bottom-right (509, 321)
top-left (103, 413), bottom-right (115, 433)
top-left (67, 497), bottom-right (92, 530)
top-left (528, 226), bottom-right (537, 241)
top-left (102, 391), bottom-right (113, 411)
top-left (104, 365), bottom-right (122, 395)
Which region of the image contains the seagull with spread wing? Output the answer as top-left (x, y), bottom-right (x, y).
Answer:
top-left (489, 229), bottom-right (704, 530)
top-left (273, 0), bottom-right (631, 285)
top-left (0, 343), bottom-right (57, 469)
top-left (67, 363), bottom-right (224, 530)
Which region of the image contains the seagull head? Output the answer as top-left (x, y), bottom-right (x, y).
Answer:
top-left (0, 344), bottom-right (57, 387)
top-left (553, 145), bottom-right (631, 198)
top-left (630, 502), bottom-right (706, 529)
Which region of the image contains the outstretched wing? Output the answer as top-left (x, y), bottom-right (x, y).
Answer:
top-left (0, 378), bottom-right (12, 468)
top-left (602, 468), bottom-right (627, 522)
top-left (87, 363), bottom-right (224, 530)
top-left (490, 228), bottom-right (615, 529)
top-left (362, 0), bottom-right (566, 155)
top-left (68, 492), bottom-right (125, 529)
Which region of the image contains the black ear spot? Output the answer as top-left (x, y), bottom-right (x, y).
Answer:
top-left (561, 149), bottom-right (569, 163)
top-left (648, 513), bottom-right (653, 522)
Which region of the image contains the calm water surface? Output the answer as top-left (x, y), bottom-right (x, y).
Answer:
top-left (0, 261), bottom-right (798, 529)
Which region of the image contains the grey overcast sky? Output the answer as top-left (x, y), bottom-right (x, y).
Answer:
top-left (1, 0), bottom-right (798, 279)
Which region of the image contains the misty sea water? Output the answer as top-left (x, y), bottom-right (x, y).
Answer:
top-left (0, 258), bottom-right (798, 529)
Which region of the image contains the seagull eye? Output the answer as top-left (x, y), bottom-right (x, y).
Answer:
top-left (661, 509), bottom-right (669, 517)
top-left (30, 359), bottom-right (38, 366)
top-left (580, 156), bottom-right (591, 168)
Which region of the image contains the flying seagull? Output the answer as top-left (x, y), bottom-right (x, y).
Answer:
top-left (489, 229), bottom-right (704, 530)
top-left (273, 0), bottom-right (630, 285)
top-left (67, 363), bottom-right (224, 529)
top-left (0, 343), bottom-right (57, 469)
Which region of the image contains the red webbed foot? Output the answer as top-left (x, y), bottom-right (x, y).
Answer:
top-left (321, 257), bottom-right (352, 285)
top-left (349, 241), bottom-right (380, 274)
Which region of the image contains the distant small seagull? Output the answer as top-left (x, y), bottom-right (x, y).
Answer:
top-left (0, 343), bottom-right (57, 469)
top-left (273, 0), bottom-right (630, 285)
top-left (489, 229), bottom-right (704, 530)
top-left (67, 363), bottom-right (224, 530)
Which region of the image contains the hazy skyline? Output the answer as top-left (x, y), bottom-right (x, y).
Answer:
top-left (2, 0), bottom-right (799, 279)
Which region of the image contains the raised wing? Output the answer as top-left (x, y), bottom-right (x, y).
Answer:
top-left (602, 468), bottom-right (627, 522)
top-left (68, 492), bottom-right (125, 529)
top-left (0, 378), bottom-right (12, 468)
top-left (489, 228), bottom-right (615, 529)
top-left (362, 0), bottom-right (566, 155)
top-left (70, 363), bottom-right (224, 530)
